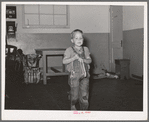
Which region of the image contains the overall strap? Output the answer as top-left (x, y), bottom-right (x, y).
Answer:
top-left (82, 46), bottom-right (84, 52)
top-left (70, 46), bottom-right (76, 73)
top-left (71, 46), bottom-right (78, 54)
top-left (71, 46), bottom-right (84, 55)
top-left (82, 46), bottom-right (86, 58)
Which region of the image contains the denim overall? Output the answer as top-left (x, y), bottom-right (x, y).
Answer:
top-left (69, 46), bottom-right (90, 110)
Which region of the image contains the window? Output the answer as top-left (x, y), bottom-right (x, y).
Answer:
top-left (23, 5), bottom-right (69, 28)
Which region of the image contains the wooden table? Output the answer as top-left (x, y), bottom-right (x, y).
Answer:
top-left (35, 48), bottom-right (69, 85)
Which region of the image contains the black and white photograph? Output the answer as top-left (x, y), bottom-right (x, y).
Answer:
top-left (1, 1), bottom-right (148, 121)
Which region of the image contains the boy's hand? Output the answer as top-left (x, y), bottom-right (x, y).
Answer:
top-left (74, 54), bottom-right (79, 60)
top-left (78, 57), bottom-right (83, 62)
top-left (73, 54), bottom-right (83, 62)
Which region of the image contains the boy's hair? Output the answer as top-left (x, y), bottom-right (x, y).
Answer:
top-left (71, 29), bottom-right (84, 39)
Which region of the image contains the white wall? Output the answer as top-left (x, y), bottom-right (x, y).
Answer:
top-left (123, 6), bottom-right (144, 77)
top-left (6, 4), bottom-right (111, 73)
top-left (123, 6), bottom-right (144, 31)
top-left (16, 5), bottom-right (110, 33)
top-left (70, 5), bottom-right (110, 33)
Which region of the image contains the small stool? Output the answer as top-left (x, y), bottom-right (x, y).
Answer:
top-left (115, 59), bottom-right (130, 80)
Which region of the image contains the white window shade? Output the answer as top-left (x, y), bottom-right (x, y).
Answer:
top-left (54, 5), bottom-right (66, 14)
top-left (25, 15), bottom-right (39, 25)
top-left (39, 5), bottom-right (53, 14)
top-left (54, 15), bottom-right (67, 25)
top-left (24, 5), bottom-right (38, 13)
top-left (40, 15), bottom-right (53, 25)
top-left (23, 5), bottom-right (69, 28)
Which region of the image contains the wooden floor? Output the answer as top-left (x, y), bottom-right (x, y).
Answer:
top-left (5, 73), bottom-right (143, 111)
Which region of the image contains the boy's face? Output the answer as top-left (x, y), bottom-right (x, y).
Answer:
top-left (71, 31), bottom-right (84, 47)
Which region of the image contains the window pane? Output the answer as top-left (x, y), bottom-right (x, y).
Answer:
top-left (40, 15), bottom-right (53, 25)
top-left (40, 5), bottom-right (53, 14)
top-left (54, 15), bottom-right (66, 25)
top-left (25, 15), bottom-right (39, 25)
top-left (54, 5), bottom-right (66, 14)
top-left (24, 5), bottom-right (38, 13)
top-left (23, 5), bottom-right (69, 27)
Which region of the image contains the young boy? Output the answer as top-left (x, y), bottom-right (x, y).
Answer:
top-left (63, 29), bottom-right (92, 110)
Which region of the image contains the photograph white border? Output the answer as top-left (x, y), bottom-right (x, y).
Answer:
top-left (1, 1), bottom-right (148, 120)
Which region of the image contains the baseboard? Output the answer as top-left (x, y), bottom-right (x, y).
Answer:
top-left (132, 74), bottom-right (143, 79)
top-left (131, 74), bottom-right (143, 81)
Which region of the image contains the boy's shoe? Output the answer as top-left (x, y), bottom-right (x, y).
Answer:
top-left (67, 92), bottom-right (70, 100)
top-left (71, 105), bottom-right (77, 110)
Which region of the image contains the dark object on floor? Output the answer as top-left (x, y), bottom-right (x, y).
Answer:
top-left (23, 54), bottom-right (42, 84)
top-left (25, 54), bottom-right (42, 68)
top-left (105, 72), bottom-right (119, 79)
top-left (14, 49), bottom-right (24, 72)
top-left (115, 59), bottom-right (130, 80)
top-left (24, 67), bottom-right (41, 84)
top-left (102, 69), bottom-right (119, 79)
top-left (6, 45), bottom-right (17, 70)
top-left (5, 45), bottom-right (24, 84)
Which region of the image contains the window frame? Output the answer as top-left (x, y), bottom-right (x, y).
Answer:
top-left (22, 5), bottom-right (70, 29)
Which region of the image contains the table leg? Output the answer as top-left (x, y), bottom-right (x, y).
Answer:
top-left (43, 52), bottom-right (47, 85)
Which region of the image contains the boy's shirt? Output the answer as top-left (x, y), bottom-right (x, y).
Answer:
top-left (63, 46), bottom-right (91, 72)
